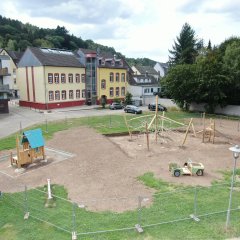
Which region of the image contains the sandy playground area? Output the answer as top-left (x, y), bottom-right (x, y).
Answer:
top-left (0, 117), bottom-right (240, 212)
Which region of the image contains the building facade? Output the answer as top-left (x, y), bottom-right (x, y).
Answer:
top-left (0, 55), bottom-right (11, 113)
top-left (0, 49), bottom-right (23, 98)
top-left (17, 47), bottom-right (85, 110)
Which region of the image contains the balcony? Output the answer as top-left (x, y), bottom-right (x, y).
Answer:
top-left (0, 67), bottom-right (10, 76)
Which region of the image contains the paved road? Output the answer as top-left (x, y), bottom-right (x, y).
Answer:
top-left (0, 102), bottom-right (147, 139)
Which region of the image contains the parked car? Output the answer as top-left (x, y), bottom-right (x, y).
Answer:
top-left (124, 105), bottom-right (142, 114)
top-left (148, 103), bottom-right (167, 111)
top-left (109, 102), bottom-right (123, 110)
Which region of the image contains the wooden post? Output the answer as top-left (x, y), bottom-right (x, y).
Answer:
top-left (155, 95), bottom-right (158, 143)
top-left (182, 118), bottom-right (193, 147)
top-left (123, 115), bottom-right (132, 139)
top-left (202, 113), bottom-right (206, 143)
top-left (161, 111), bottom-right (165, 136)
top-left (16, 135), bottom-right (21, 169)
top-left (212, 119), bottom-right (215, 144)
top-left (146, 122), bottom-right (149, 151)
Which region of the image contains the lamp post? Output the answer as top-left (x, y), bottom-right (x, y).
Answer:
top-left (226, 145), bottom-right (240, 229)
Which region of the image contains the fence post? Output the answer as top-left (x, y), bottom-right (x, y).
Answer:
top-left (109, 115), bottom-right (112, 128)
top-left (45, 119), bottom-right (48, 133)
top-left (19, 121), bottom-right (22, 134)
top-left (72, 203), bottom-right (77, 240)
top-left (24, 185), bottom-right (29, 220)
top-left (190, 187), bottom-right (199, 222)
top-left (135, 196), bottom-right (144, 233)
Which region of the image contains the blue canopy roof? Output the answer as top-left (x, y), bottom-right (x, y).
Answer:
top-left (22, 128), bottom-right (45, 148)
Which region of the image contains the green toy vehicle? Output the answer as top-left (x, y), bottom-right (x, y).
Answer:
top-left (169, 160), bottom-right (204, 177)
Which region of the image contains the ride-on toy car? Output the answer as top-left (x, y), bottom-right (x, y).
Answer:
top-left (169, 160), bottom-right (204, 177)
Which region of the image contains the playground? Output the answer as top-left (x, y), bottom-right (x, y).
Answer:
top-left (1, 113), bottom-right (240, 212)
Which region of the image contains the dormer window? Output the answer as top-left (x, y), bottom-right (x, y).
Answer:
top-left (101, 59), bottom-right (105, 65)
top-left (119, 59), bottom-right (123, 67)
top-left (111, 60), bottom-right (115, 66)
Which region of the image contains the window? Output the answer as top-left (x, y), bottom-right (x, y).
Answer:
top-left (61, 74), bottom-right (66, 83)
top-left (110, 87), bottom-right (114, 97)
top-left (49, 91), bottom-right (54, 101)
top-left (14, 78), bottom-right (16, 84)
top-left (81, 74), bottom-right (85, 83)
top-left (69, 90), bottom-right (74, 99)
top-left (76, 74), bottom-right (80, 83)
top-left (116, 87), bottom-right (119, 97)
top-left (62, 90), bottom-right (66, 100)
top-left (82, 89), bottom-right (86, 98)
top-left (13, 68), bottom-right (16, 74)
top-left (111, 60), bottom-right (115, 66)
top-left (101, 79), bottom-right (106, 89)
top-left (121, 73), bottom-right (125, 82)
top-left (121, 87), bottom-right (125, 96)
top-left (55, 90), bottom-right (60, 100)
top-left (48, 73), bottom-right (53, 84)
top-left (119, 59), bottom-right (123, 67)
top-left (151, 88), bottom-right (154, 93)
top-left (54, 73), bottom-right (59, 84)
top-left (116, 73), bottom-right (119, 82)
top-left (101, 59), bottom-right (105, 65)
top-left (76, 90), bottom-right (80, 99)
top-left (68, 74), bottom-right (73, 83)
top-left (110, 72), bottom-right (114, 82)
top-left (144, 88), bottom-right (150, 93)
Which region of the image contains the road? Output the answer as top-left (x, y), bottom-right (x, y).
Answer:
top-left (0, 102), bottom-right (147, 139)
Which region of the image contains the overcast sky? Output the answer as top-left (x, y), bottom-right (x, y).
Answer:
top-left (1, 0), bottom-right (240, 62)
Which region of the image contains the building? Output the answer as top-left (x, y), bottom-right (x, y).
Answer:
top-left (17, 47), bottom-right (85, 110)
top-left (76, 49), bottom-right (130, 104)
top-left (76, 48), bottom-right (98, 105)
top-left (131, 65), bottom-right (159, 80)
top-left (97, 52), bottom-right (129, 104)
top-left (0, 49), bottom-right (23, 98)
top-left (0, 55), bottom-right (11, 113)
top-left (128, 73), bottom-right (160, 106)
top-left (154, 62), bottom-right (169, 78)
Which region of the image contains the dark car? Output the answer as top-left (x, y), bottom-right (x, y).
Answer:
top-left (109, 102), bottom-right (123, 110)
top-left (148, 103), bottom-right (167, 111)
top-left (124, 105), bottom-right (142, 114)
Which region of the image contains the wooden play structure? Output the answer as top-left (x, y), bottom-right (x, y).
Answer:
top-left (11, 128), bottom-right (45, 169)
top-left (124, 96), bottom-right (196, 149)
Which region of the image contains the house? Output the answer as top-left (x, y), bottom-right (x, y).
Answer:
top-left (0, 55), bottom-right (11, 113)
top-left (97, 52), bottom-right (129, 104)
top-left (0, 49), bottom-right (23, 98)
top-left (154, 62), bottom-right (169, 78)
top-left (76, 49), bottom-right (130, 104)
top-left (127, 73), bottom-right (160, 106)
top-left (131, 65), bottom-right (159, 80)
top-left (17, 47), bottom-right (85, 110)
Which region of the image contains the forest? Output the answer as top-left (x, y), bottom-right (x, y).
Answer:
top-left (0, 15), bottom-right (156, 66)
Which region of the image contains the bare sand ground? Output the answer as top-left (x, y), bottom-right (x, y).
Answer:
top-left (0, 117), bottom-right (240, 212)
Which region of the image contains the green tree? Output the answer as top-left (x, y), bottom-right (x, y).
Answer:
top-left (222, 39), bottom-right (240, 104)
top-left (162, 64), bottom-right (197, 110)
top-left (169, 23), bottom-right (202, 65)
top-left (124, 92), bottom-right (133, 105)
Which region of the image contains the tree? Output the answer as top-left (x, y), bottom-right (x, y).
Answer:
top-left (124, 92), bottom-right (133, 105)
top-left (161, 64), bottom-right (197, 110)
top-left (169, 23), bottom-right (202, 65)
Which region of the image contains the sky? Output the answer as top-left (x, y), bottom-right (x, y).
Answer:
top-left (1, 0), bottom-right (240, 62)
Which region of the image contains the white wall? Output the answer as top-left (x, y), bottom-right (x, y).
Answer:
top-left (190, 103), bottom-right (240, 117)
